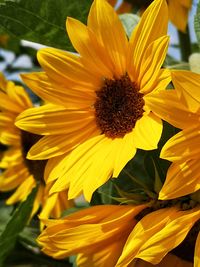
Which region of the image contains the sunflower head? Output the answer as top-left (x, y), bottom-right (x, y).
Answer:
top-left (0, 73), bottom-right (73, 221)
top-left (94, 74), bottom-right (144, 138)
top-left (13, 0), bottom-right (173, 202)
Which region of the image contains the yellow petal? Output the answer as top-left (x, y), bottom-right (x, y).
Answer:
top-left (39, 191), bottom-right (59, 220)
top-left (133, 113), bottom-right (162, 150)
top-left (50, 134), bottom-right (134, 201)
top-left (44, 155), bottom-right (66, 183)
top-left (82, 138), bottom-right (120, 201)
top-left (16, 104), bottom-right (95, 135)
top-left (0, 165), bottom-right (29, 191)
top-left (38, 204), bottom-right (145, 259)
top-left (171, 70), bottom-right (200, 113)
top-left (21, 72), bottom-right (95, 109)
top-left (128, 0), bottom-right (168, 78)
top-left (6, 83), bottom-right (33, 109)
top-left (113, 131), bottom-right (136, 177)
top-left (50, 190), bottom-right (73, 219)
top-left (50, 135), bottom-right (106, 197)
top-left (6, 176), bottom-right (35, 205)
top-left (0, 72), bottom-right (8, 91)
top-left (0, 148), bottom-right (21, 169)
top-left (160, 125), bottom-right (200, 161)
top-left (159, 160), bottom-right (200, 199)
top-left (27, 120), bottom-right (99, 160)
top-left (37, 48), bottom-right (101, 88)
top-left (145, 90), bottom-right (199, 129)
top-left (151, 69), bottom-right (171, 92)
top-left (66, 17), bottom-right (113, 79)
top-left (117, 207), bottom-right (200, 266)
top-left (88, 0), bottom-right (128, 78)
top-left (0, 128), bottom-right (20, 146)
top-left (137, 36), bottom-right (169, 94)
top-left (77, 239), bottom-right (126, 267)
top-left (0, 112), bottom-right (15, 127)
top-left (31, 184), bottom-right (44, 218)
top-left (0, 91), bottom-right (24, 113)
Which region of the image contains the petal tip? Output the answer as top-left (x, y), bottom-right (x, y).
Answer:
top-left (158, 191), bottom-right (167, 200)
top-left (66, 16), bottom-right (75, 29)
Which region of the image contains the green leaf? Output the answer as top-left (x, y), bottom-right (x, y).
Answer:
top-left (99, 150), bottom-right (158, 204)
top-left (98, 180), bottom-right (115, 204)
top-left (194, 0), bottom-right (200, 49)
top-left (19, 226), bottom-right (39, 249)
top-left (119, 14), bottom-right (140, 38)
top-left (148, 122), bottom-right (177, 187)
top-left (0, 202), bottom-right (13, 233)
top-left (151, 158), bottom-right (163, 194)
top-left (0, 187), bottom-right (37, 266)
top-left (0, 0), bottom-right (92, 51)
top-left (90, 190), bottom-right (104, 205)
top-left (121, 150), bottom-right (155, 190)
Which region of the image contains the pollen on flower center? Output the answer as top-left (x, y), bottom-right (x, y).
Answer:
top-left (20, 130), bottom-right (47, 182)
top-left (94, 74), bottom-right (144, 138)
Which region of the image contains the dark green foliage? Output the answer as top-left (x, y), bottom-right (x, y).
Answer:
top-left (0, 187), bottom-right (37, 266)
top-left (0, 0), bottom-right (92, 51)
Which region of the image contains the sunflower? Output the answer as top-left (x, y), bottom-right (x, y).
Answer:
top-left (144, 70), bottom-right (200, 200)
top-left (38, 202), bottom-right (199, 267)
top-left (16, 0), bottom-right (187, 202)
top-left (0, 73), bottom-right (73, 220)
top-left (38, 204), bottom-right (147, 266)
top-left (108, 0), bottom-right (192, 32)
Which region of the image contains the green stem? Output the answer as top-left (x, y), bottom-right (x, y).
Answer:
top-left (178, 25), bottom-right (191, 62)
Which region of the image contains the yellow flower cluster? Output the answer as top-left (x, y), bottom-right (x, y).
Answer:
top-left (0, 0), bottom-right (199, 266)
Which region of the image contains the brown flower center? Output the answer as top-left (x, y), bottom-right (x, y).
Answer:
top-left (94, 74), bottom-right (144, 138)
top-left (21, 130), bottom-right (47, 182)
